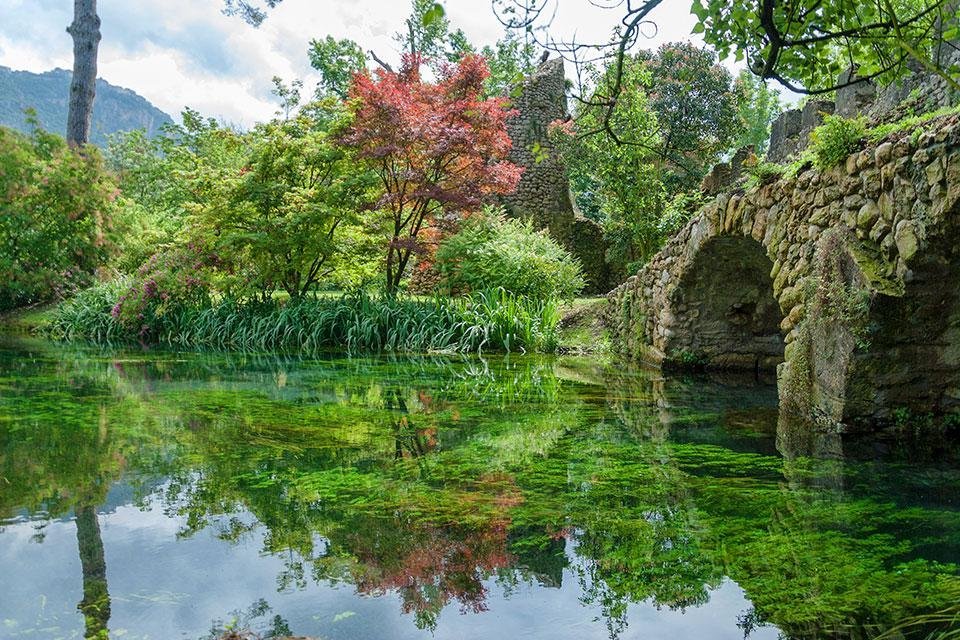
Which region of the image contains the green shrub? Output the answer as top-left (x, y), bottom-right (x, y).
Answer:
top-left (659, 192), bottom-right (705, 237)
top-left (433, 210), bottom-right (585, 301)
top-left (865, 103), bottom-right (960, 143)
top-left (744, 160), bottom-right (786, 189)
top-left (45, 287), bottom-right (561, 354)
top-left (808, 114), bottom-right (866, 170)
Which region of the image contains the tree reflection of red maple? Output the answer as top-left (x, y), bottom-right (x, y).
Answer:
top-left (346, 474), bottom-right (523, 620)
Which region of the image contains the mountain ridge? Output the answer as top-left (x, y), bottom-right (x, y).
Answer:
top-left (0, 65), bottom-right (174, 146)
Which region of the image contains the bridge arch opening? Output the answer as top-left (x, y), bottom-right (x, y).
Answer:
top-left (667, 236), bottom-right (784, 372)
top-left (842, 239), bottom-right (960, 424)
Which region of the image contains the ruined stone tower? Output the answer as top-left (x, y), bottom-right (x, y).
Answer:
top-left (503, 58), bottom-right (611, 293)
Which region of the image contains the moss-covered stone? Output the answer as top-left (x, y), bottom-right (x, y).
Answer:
top-left (502, 59), bottom-right (612, 293)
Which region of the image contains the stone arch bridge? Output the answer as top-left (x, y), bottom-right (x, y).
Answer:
top-left (607, 115), bottom-right (960, 430)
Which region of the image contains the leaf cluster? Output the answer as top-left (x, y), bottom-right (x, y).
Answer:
top-left (341, 54), bottom-right (523, 292)
top-left (808, 114), bottom-right (867, 170)
top-left (308, 36), bottom-right (368, 100)
top-left (692, 0), bottom-right (959, 94)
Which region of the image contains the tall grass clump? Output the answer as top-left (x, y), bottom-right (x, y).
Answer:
top-left (45, 278), bottom-right (133, 343)
top-left (44, 288), bottom-right (561, 354)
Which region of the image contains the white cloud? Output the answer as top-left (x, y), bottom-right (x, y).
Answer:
top-left (0, 0), bottom-right (750, 127)
top-left (97, 43), bottom-right (279, 126)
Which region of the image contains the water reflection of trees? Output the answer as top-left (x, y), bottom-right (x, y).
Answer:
top-left (151, 360), bottom-right (561, 631)
top-left (562, 363), bottom-right (960, 639)
top-left (3, 339), bottom-right (960, 639)
top-left (0, 343), bottom-right (176, 639)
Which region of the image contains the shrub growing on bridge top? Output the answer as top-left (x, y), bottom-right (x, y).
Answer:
top-left (433, 209), bottom-right (585, 301)
top-left (808, 114), bottom-right (866, 170)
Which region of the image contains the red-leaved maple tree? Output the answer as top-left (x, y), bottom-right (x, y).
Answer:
top-left (340, 53), bottom-right (522, 292)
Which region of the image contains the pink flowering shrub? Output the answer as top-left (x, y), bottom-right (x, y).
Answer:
top-left (111, 241), bottom-right (219, 337)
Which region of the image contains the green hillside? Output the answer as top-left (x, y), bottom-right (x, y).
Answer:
top-left (0, 65), bottom-right (173, 146)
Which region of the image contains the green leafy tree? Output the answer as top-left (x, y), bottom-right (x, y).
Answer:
top-left (692, 0), bottom-right (960, 94)
top-left (106, 109), bottom-right (249, 273)
top-left (447, 28), bottom-right (477, 62)
top-left (0, 124), bottom-right (116, 310)
top-left (555, 43), bottom-right (742, 273)
top-left (221, 0), bottom-right (284, 26)
top-left (107, 100), bottom-right (379, 330)
top-left (307, 36), bottom-right (368, 100)
top-left (189, 101), bottom-right (378, 300)
top-left (481, 32), bottom-right (538, 97)
top-left (640, 42), bottom-right (742, 192)
top-left (395, 0), bottom-right (452, 62)
top-left (732, 69), bottom-right (782, 154)
top-left (553, 58), bottom-right (667, 273)
top-left (107, 108), bottom-right (247, 227)
top-left (271, 76), bottom-right (304, 119)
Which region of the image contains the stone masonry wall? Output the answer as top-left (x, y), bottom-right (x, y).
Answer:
top-left (768, 47), bottom-right (960, 164)
top-left (865, 45), bottom-right (960, 121)
top-left (608, 114), bottom-right (960, 427)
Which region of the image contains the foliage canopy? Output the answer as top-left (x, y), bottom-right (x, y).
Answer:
top-left (341, 54), bottom-right (523, 293)
top-left (692, 0), bottom-right (960, 94)
top-left (0, 125), bottom-right (116, 311)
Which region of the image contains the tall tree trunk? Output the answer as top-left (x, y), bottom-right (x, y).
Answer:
top-left (66, 0), bottom-right (101, 147)
top-left (76, 505), bottom-right (111, 638)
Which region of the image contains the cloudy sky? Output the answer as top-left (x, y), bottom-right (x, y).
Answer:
top-left (0, 0), bottom-right (715, 127)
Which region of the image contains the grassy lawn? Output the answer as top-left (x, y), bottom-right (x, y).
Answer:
top-left (0, 305), bottom-right (55, 335)
top-left (557, 296), bottom-right (610, 355)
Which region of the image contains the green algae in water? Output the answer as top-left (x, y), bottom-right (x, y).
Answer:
top-left (0, 337), bottom-right (959, 639)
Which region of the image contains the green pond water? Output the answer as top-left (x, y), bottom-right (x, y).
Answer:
top-left (1, 337), bottom-right (959, 640)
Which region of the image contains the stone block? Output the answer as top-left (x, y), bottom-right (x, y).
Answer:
top-left (857, 201), bottom-right (880, 229)
top-left (875, 142), bottom-right (893, 167)
top-left (767, 109), bottom-right (803, 163)
top-left (894, 220), bottom-right (920, 261)
top-left (835, 66), bottom-right (877, 117)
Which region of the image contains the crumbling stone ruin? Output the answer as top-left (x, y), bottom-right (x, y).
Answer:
top-left (503, 58), bottom-right (611, 293)
top-left (768, 46), bottom-right (960, 164)
top-left (766, 99), bottom-right (836, 163)
top-left (701, 146), bottom-right (757, 196)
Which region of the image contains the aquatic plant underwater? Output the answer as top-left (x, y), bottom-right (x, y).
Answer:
top-left (1, 340), bottom-right (959, 639)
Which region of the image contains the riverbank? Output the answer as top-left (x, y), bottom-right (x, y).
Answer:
top-left (0, 296), bottom-right (610, 355)
top-left (556, 297), bottom-right (610, 355)
top-left (0, 305), bottom-right (53, 335)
